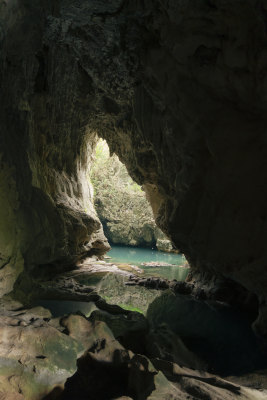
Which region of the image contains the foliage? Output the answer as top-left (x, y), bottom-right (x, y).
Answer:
top-left (90, 139), bottom-right (157, 247)
top-left (101, 295), bottom-right (144, 314)
top-left (118, 303), bottom-right (144, 314)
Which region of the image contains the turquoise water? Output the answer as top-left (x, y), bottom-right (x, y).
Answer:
top-left (108, 245), bottom-right (189, 281)
top-left (34, 247), bottom-right (189, 318)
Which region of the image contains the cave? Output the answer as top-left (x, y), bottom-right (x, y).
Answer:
top-left (91, 138), bottom-right (177, 251)
top-left (1, 0), bottom-right (267, 398)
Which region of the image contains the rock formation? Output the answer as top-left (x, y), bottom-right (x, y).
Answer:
top-left (2, 1), bottom-right (267, 398)
top-left (1, 0), bottom-right (267, 332)
top-left (0, 0), bottom-right (111, 298)
top-left (91, 139), bottom-right (175, 250)
top-left (0, 258), bottom-right (265, 399)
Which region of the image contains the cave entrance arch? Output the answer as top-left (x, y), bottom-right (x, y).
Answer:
top-left (90, 138), bottom-right (174, 252)
top-left (1, 0), bottom-right (267, 335)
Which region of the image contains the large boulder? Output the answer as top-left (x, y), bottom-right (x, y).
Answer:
top-left (0, 308), bottom-right (82, 399)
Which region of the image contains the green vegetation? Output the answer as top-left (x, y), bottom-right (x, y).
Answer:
top-left (90, 139), bottom-right (174, 251)
top-left (101, 294), bottom-right (144, 314)
top-left (118, 303), bottom-right (144, 314)
top-left (90, 139), bottom-right (158, 247)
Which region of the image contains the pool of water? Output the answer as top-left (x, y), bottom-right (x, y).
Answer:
top-left (108, 245), bottom-right (189, 281)
top-left (35, 300), bottom-right (98, 318)
top-left (34, 248), bottom-right (189, 318)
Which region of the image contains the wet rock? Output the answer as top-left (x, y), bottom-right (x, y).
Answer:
top-left (141, 262), bottom-right (175, 267)
top-left (95, 272), bottom-right (161, 314)
top-left (127, 276), bottom-right (170, 290)
top-left (116, 264), bottom-right (144, 274)
top-left (30, 264), bottom-right (160, 315)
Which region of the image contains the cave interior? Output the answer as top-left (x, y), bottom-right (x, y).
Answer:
top-left (1, 0), bottom-right (267, 399)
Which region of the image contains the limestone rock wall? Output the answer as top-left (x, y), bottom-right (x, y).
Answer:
top-left (130, 1), bottom-right (267, 336)
top-left (1, 0), bottom-right (267, 333)
top-left (0, 0), bottom-right (109, 296)
top-left (91, 141), bottom-right (175, 250)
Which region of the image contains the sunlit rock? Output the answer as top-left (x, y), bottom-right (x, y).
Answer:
top-left (0, 308), bottom-right (82, 399)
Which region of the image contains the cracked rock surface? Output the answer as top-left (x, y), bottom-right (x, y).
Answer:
top-left (0, 298), bottom-right (265, 400)
top-left (0, 266), bottom-right (266, 399)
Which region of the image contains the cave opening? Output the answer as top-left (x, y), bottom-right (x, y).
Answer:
top-left (91, 138), bottom-right (162, 249)
top-left (1, 0), bottom-right (267, 398)
top-left (91, 138), bottom-right (169, 250)
top-left (26, 125), bottom-right (267, 398)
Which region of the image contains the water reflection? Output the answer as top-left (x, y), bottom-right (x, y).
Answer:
top-left (108, 245), bottom-right (189, 281)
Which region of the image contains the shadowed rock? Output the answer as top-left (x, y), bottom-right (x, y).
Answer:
top-left (0, 0), bottom-right (267, 332)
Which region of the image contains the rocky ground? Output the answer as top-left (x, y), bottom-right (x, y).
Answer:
top-left (0, 259), bottom-right (266, 399)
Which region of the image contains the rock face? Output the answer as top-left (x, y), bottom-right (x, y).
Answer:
top-left (0, 299), bottom-right (83, 399)
top-left (0, 0), bottom-right (110, 296)
top-left (0, 267), bottom-right (265, 399)
top-left (91, 139), bottom-right (175, 250)
top-left (1, 0), bottom-right (267, 332)
top-left (91, 143), bottom-right (158, 248)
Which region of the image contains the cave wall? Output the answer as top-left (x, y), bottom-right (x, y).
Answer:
top-left (0, 0), bottom-right (110, 296)
top-left (129, 0), bottom-right (267, 335)
top-left (1, 0), bottom-right (267, 331)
